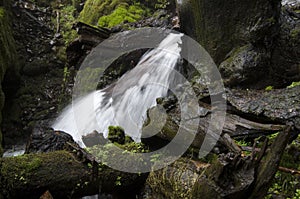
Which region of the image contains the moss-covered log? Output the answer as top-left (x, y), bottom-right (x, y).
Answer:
top-left (0, 151), bottom-right (146, 199)
top-left (143, 127), bottom-right (292, 199)
top-left (0, 126), bottom-right (293, 199)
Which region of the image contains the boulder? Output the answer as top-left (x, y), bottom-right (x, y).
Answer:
top-left (271, 3), bottom-right (300, 86)
top-left (25, 125), bottom-right (76, 154)
top-left (178, 0), bottom-right (281, 87)
top-left (178, 0), bottom-right (281, 65)
top-left (219, 44), bottom-right (269, 86)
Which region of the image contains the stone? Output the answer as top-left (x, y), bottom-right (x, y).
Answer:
top-left (219, 44), bottom-right (269, 86)
top-left (178, 0), bottom-right (281, 65)
top-left (271, 3), bottom-right (300, 85)
top-left (25, 125), bottom-right (76, 154)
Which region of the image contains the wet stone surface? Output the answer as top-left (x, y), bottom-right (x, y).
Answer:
top-left (227, 86), bottom-right (300, 129)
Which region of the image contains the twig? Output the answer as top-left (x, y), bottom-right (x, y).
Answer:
top-left (278, 166), bottom-right (300, 176)
top-left (55, 10), bottom-right (60, 34)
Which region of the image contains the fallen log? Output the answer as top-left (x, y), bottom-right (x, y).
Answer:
top-left (249, 124), bottom-right (292, 199)
top-left (0, 151), bottom-right (146, 199)
top-left (145, 86), bottom-right (299, 151)
top-left (0, 127), bottom-right (292, 199)
top-left (143, 125), bottom-right (292, 199)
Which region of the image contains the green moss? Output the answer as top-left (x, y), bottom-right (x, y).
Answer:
top-left (97, 3), bottom-right (148, 28)
top-left (86, 126), bottom-right (148, 165)
top-left (154, 0), bottom-right (170, 9)
top-left (147, 158), bottom-right (201, 199)
top-left (266, 17), bottom-right (276, 24)
top-left (108, 126), bottom-right (125, 144)
top-left (1, 155), bottom-right (42, 186)
top-left (287, 81), bottom-right (300, 89)
top-left (290, 28), bottom-right (300, 39)
top-left (0, 7), bottom-right (4, 17)
top-left (59, 5), bottom-right (77, 45)
top-left (79, 0), bottom-right (123, 25)
top-left (79, 0), bottom-right (151, 27)
top-left (265, 86), bottom-right (274, 91)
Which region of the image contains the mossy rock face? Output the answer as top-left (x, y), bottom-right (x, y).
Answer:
top-left (79, 0), bottom-right (131, 26)
top-left (0, 5), bottom-right (18, 156)
top-left (97, 3), bottom-right (150, 28)
top-left (79, 0), bottom-right (167, 28)
top-left (178, 0), bottom-right (280, 65)
top-left (270, 5), bottom-right (300, 86)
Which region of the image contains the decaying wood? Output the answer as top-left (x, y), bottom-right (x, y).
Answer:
top-left (249, 125), bottom-right (292, 199)
top-left (151, 86), bottom-right (299, 151)
top-left (144, 124), bottom-right (292, 199)
top-left (66, 22), bottom-right (111, 68)
top-left (141, 86), bottom-right (299, 198)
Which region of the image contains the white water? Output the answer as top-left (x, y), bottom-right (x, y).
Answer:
top-left (52, 33), bottom-right (183, 146)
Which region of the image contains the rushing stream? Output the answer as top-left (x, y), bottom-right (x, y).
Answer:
top-left (53, 33), bottom-right (183, 146)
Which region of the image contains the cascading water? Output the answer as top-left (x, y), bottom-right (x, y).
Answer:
top-left (52, 33), bottom-right (183, 146)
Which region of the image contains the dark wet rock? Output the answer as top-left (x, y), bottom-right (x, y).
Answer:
top-left (227, 86), bottom-right (300, 129)
top-left (178, 0), bottom-right (284, 88)
top-left (271, 3), bottom-right (300, 86)
top-left (219, 44), bottom-right (269, 86)
top-left (0, 2), bottom-right (19, 156)
top-left (82, 130), bottom-right (108, 147)
top-left (67, 22), bottom-right (111, 69)
top-left (25, 125), bottom-right (76, 154)
top-left (2, 1), bottom-right (68, 148)
top-left (179, 0), bottom-right (300, 88)
top-left (112, 9), bottom-right (174, 32)
top-left (178, 0), bottom-right (280, 65)
top-left (74, 22), bottom-right (110, 38)
top-left (97, 48), bottom-right (148, 89)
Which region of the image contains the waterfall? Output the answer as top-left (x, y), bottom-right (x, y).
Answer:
top-left (52, 33), bottom-right (183, 146)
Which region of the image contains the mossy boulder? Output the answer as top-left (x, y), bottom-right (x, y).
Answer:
top-left (219, 44), bottom-right (269, 86)
top-left (79, 0), bottom-right (170, 28)
top-left (178, 0), bottom-right (280, 65)
top-left (79, 0), bottom-right (132, 26)
top-left (108, 126), bottom-right (126, 144)
top-left (97, 3), bottom-right (149, 28)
